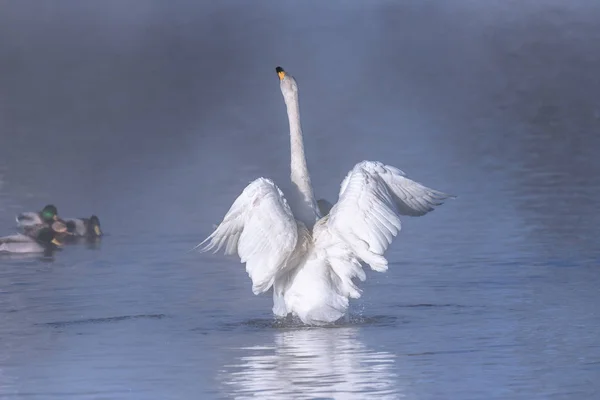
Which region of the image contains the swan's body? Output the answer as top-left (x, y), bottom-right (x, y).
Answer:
top-left (200, 67), bottom-right (452, 325)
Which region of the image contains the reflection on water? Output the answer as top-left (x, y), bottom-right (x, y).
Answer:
top-left (220, 327), bottom-right (399, 400)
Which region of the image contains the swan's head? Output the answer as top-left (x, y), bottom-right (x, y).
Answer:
top-left (276, 66), bottom-right (299, 105)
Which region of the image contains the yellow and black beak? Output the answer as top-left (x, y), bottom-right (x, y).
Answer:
top-left (94, 225), bottom-right (102, 236)
top-left (51, 237), bottom-right (62, 247)
top-left (276, 66), bottom-right (286, 81)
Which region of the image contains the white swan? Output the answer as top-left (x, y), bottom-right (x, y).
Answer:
top-left (199, 66), bottom-right (453, 325)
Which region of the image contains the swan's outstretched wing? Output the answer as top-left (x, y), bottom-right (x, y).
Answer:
top-left (327, 160), bottom-right (453, 273)
top-left (198, 178), bottom-right (299, 294)
top-left (286, 160), bottom-right (453, 321)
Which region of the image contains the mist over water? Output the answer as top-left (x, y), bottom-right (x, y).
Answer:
top-left (1, 1), bottom-right (599, 398)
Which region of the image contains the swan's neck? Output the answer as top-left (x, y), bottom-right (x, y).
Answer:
top-left (286, 97), bottom-right (319, 229)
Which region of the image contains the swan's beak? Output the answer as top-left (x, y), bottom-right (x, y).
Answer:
top-left (94, 225), bottom-right (102, 236)
top-left (276, 66), bottom-right (286, 81)
top-left (51, 237), bottom-right (62, 247)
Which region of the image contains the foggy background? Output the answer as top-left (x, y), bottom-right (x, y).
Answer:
top-left (1, 0), bottom-right (598, 243)
top-left (1, 1), bottom-right (599, 398)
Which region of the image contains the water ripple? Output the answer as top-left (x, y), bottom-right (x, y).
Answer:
top-left (39, 314), bottom-right (168, 328)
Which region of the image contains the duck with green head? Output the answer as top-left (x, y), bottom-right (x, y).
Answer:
top-left (16, 204), bottom-right (59, 227)
top-left (16, 204), bottom-right (70, 237)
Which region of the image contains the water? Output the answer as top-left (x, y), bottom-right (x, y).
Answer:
top-left (1, 1), bottom-right (599, 399)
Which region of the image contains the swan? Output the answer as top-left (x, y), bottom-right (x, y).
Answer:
top-left (199, 66), bottom-right (453, 325)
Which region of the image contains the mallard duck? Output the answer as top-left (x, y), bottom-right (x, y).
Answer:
top-left (16, 204), bottom-right (60, 227)
top-left (16, 205), bottom-right (72, 238)
top-left (0, 227), bottom-right (62, 254)
top-left (64, 215), bottom-right (103, 238)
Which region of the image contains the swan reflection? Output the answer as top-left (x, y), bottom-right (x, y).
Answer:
top-left (220, 326), bottom-right (400, 399)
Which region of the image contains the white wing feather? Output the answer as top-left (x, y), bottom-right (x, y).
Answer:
top-left (327, 160), bottom-right (452, 273)
top-left (283, 160), bottom-right (452, 323)
top-left (199, 178), bottom-right (299, 295)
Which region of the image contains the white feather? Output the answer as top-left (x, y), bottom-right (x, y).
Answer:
top-left (328, 161), bottom-right (453, 273)
top-left (199, 178), bottom-right (299, 295)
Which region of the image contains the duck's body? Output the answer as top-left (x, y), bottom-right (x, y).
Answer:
top-left (16, 211), bottom-right (45, 228)
top-left (200, 67), bottom-right (453, 325)
top-left (64, 215), bottom-right (102, 238)
top-left (0, 228), bottom-right (62, 254)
